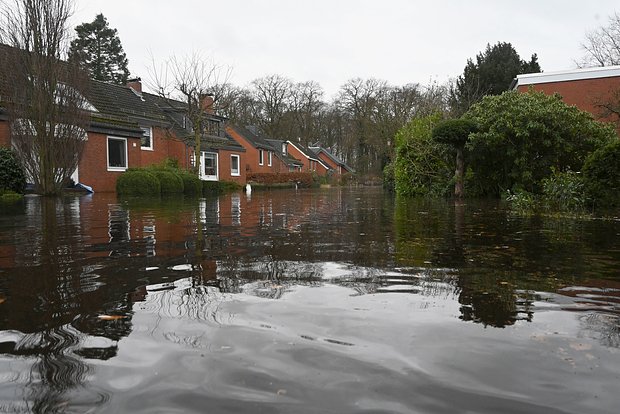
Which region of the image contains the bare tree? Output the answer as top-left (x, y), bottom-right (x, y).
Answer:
top-left (251, 74), bottom-right (293, 139)
top-left (579, 11), bottom-right (620, 67)
top-left (149, 52), bottom-right (231, 175)
top-left (290, 80), bottom-right (324, 145)
top-left (0, 0), bottom-right (89, 195)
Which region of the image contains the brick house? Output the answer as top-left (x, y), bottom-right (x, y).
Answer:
top-left (225, 125), bottom-right (293, 174)
top-left (286, 140), bottom-right (330, 176)
top-left (511, 66), bottom-right (620, 130)
top-left (308, 145), bottom-right (354, 175)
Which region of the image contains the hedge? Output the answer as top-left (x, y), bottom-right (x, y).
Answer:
top-left (150, 170), bottom-right (184, 194)
top-left (179, 172), bottom-right (202, 195)
top-left (116, 169), bottom-right (161, 196)
top-left (583, 139), bottom-right (620, 208)
top-left (0, 147), bottom-right (26, 194)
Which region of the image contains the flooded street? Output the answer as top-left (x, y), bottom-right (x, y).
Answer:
top-left (0, 187), bottom-right (619, 413)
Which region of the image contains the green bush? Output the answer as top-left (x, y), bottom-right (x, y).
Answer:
top-left (583, 139), bottom-right (620, 208)
top-left (151, 170), bottom-right (184, 194)
top-left (0, 190), bottom-right (24, 202)
top-left (116, 169), bottom-right (161, 196)
top-left (541, 169), bottom-right (585, 212)
top-left (393, 113), bottom-right (453, 197)
top-left (179, 172), bottom-right (202, 195)
top-left (504, 188), bottom-right (537, 214)
top-left (0, 147), bottom-right (26, 194)
top-left (203, 180), bottom-right (242, 196)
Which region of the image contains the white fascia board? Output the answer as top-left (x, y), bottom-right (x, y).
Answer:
top-left (513, 65), bottom-right (620, 89)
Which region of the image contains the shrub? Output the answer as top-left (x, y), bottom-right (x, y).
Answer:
top-left (116, 169), bottom-right (161, 196)
top-left (203, 180), bottom-right (242, 196)
top-left (179, 172), bottom-right (202, 195)
top-left (583, 139), bottom-right (620, 208)
top-left (151, 170), bottom-right (184, 194)
top-left (541, 169), bottom-right (585, 212)
top-left (504, 188), bottom-right (537, 214)
top-left (247, 172), bottom-right (314, 188)
top-left (0, 147), bottom-right (26, 194)
top-left (0, 190), bottom-right (23, 202)
top-left (466, 90), bottom-right (615, 196)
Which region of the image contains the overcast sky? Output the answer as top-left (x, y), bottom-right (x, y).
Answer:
top-left (71, 0), bottom-right (618, 98)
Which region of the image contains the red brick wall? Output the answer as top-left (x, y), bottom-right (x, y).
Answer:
top-left (287, 143), bottom-right (328, 176)
top-left (317, 152), bottom-right (341, 174)
top-left (0, 119), bottom-right (10, 147)
top-left (138, 127), bottom-right (191, 169)
top-left (78, 132), bottom-right (142, 192)
top-left (216, 149), bottom-right (246, 185)
top-left (517, 76), bottom-right (620, 126)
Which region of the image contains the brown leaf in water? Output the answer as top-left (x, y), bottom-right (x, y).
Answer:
top-left (97, 314), bottom-right (127, 321)
top-left (0, 297), bottom-right (5, 304)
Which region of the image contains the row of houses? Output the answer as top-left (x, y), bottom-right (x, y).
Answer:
top-left (0, 49), bottom-right (353, 192)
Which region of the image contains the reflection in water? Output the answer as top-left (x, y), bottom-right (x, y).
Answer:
top-left (0, 189), bottom-right (619, 413)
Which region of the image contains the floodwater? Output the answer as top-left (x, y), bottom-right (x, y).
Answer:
top-left (0, 187), bottom-right (619, 414)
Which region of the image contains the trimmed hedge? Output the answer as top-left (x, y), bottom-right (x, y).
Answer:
top-left (116, 169), bottom-right (161, 196)
top-left (150, 170), bottom-right (184, 194)
top-left (247, 172), bottom-right (315, 187)
top-left (179, 172), bottom-right (202, 195)
top-left (583, 139), bottom-right (620, 208)
top-left (203, 180), bottom-right (242, 196)
top-left (0, 147), bottom-right (26, 194)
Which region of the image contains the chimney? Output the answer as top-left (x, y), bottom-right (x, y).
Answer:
top-left (126, 77), bottom-right (142, 94)
top-left (200, 93), bottom-right (215, 114)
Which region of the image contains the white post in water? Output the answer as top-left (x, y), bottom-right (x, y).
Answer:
top-left (245, 183), bottom-right (252, 194)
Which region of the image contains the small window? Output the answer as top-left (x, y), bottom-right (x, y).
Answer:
top-left (140, 127), bottom-right (153, 150)
top-left (258, 149), bottom-right (264, 165)
top-left (268, 151), bottom-right (272, 166)
top-left (281, 142), bottom-right (287, 155)
top-left (107, 137), bottom-right (127, 171)
top-left (231, 154), bottom-right (240, 176)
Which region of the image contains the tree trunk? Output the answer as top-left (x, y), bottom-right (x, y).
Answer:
top-left (455, 146), bottom-right (464, 199)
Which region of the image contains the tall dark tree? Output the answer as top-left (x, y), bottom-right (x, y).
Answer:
top-left (450, 42), bottom-right (540, 115)
top-left (69, 14), bottom-right (129, 84)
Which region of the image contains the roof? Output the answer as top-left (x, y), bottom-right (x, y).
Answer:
top-left (265, 138), bottom-right (304, 167)
top-left (309, 146), bottom-right (354, 172)
top-left (228, 125), bottom-right (277, 151)
top-left (287, 140), bottom-right (330, 170)
top-left (511, 65), bottom-right (620, 89)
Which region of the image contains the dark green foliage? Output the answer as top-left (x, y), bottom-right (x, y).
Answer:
top-left (151, 170), bottom-right (184, 194)
top-left (179, 172), bottom-right (202, 195)
top-left (382, 162), bottom-right (395, 192)
top-left (466, 90), bottom-right (615, 196)
top-left (116, 169), bottom-right (160, 196)
top-left (69, 14), bottom-right (130, 84)
top-left (432, 119), bottom-right (477, 148)
top-left (393, 113), bottom-right (453, 197)
top-left (541, 169), bottom-right (586, 212)
top-left (0, 147), bottom-right (26, 194)
top-left (583, 140), bottom-right (620, 207)
top-left (450, 42), bottom-right (541, 115)
top-left (203, 181), bottom-right (242, 196)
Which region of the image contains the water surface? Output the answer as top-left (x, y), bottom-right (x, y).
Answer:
top-left (0, 188), bottom-right (619, 413)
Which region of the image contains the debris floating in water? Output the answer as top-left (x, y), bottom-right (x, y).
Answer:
top-left (97, 314), bottom-right (128, 321)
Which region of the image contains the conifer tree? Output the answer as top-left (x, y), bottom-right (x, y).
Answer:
top-left (69, 14), bottom-right (130, 84)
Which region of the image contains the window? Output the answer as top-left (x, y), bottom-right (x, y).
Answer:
top-left (107, 137), bottom-right (127, 171)
top-left (281, 142), bottom-right (287, 155)
top-left (258, 149), bottom-right (264, 165)
top-left (140, 127), bottom-right (153, 150)
top-left (201, 152), bottom-right (218, 181)
top-left (231, 154), bottom-right (240, 176)
top-left (268, 151), bottom-right (272, 166)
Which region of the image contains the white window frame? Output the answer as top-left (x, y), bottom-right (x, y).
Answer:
top-left (107, 137), bottom-right (128, 171)
top-left (268, 151), bottom-right (272, 166)
top-left (230, 154), bottom-right (240, 176)
top-left (258, 149), bottom-right (264, 166)
top-left (201, 151), bottom-right (219, 181)
top-left (140, 126), bottom-right (153, 151)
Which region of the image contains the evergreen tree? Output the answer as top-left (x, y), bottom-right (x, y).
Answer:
top-left (69, 14), bottom-right (130, 84)
top-left (450, 42), bottom-right (540, 115)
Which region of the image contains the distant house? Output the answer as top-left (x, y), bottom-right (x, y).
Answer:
top-left (308, 145), bottom-right (354, 175)
top-left (511, 66), bottom-right (620, 129)
top-left (264, 138), bottom-right (304, 172)
top-left (286, 140), bottom-right (330, 176)
top-left (225, 125), bottom-right (291, 174)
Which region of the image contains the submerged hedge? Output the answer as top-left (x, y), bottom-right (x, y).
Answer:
top-left (116, 169), bottom-right (161, 196)
top-left (583, 139), bottom-right (620, 208)
top-left (150, 170), bottom-right (184, 194)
